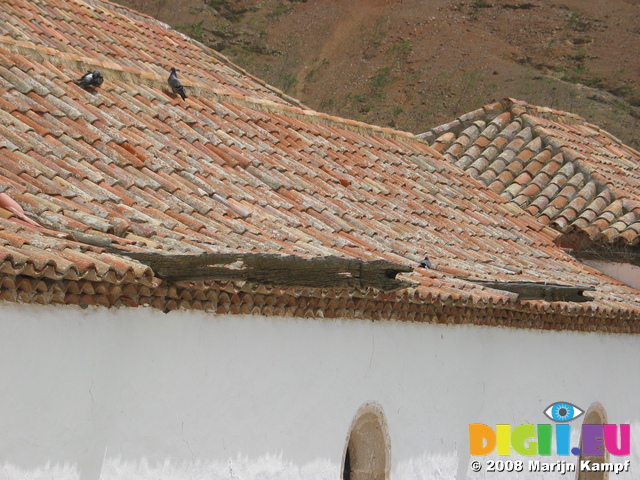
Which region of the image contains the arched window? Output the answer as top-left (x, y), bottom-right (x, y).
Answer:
top-left (342, 403), bottom-right (391, 480)
top-left (576, 402), bottom-right (608, 480)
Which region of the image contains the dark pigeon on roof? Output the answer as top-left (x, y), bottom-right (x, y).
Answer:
top-left (168, 67), bottom-right (187, 100)
top-left (419, 255), bottom-right (433, 269)
top-left (75, 70), bottom-right (104, 89)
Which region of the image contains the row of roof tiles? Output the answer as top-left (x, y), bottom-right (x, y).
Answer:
top-left (1, 273), bottom-right (638, 332)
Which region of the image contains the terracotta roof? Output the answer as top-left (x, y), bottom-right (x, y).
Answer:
top-left (0, 0), bottom-right (303, 107)
top-left (420, 98), bottom-right (640, 247)
top-left (0, 0), bottom-right (639, 332)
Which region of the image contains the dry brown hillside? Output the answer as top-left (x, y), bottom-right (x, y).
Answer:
top-left (114, 0), bottom-right (640, 148)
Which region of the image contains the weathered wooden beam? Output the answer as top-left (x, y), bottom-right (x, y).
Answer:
top-left (112, 251), bottom-right (415, 291)
top-left (468, 280), bottom-right (596, 302)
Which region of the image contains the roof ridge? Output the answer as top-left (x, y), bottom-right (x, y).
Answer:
top-left (77, 0), bottom-right (173, 27)
top-left (417, 100), bottom-right (511, 143)
top-left (520, 116), bottom-right (640, 242)
top-left (519, 114), bottom-right (631, 201)
top-left (508, 98), bottom-right (640, 153)
top-left (0, 36), bottom-right (421, 142)
top-left (418, 98), bottom-right (593, 143)
top-left (510, 104), bottom-right (640, 217)
top-left (506, 98), bottom-right (590, 125)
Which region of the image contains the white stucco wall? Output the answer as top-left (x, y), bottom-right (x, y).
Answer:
top-left (0, 301), bottom-right (639, 480)
top-left (582, 260), bottom-right (640, 290)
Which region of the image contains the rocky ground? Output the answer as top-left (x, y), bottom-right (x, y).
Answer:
top-left (113, 0), bottom-right (640, 148)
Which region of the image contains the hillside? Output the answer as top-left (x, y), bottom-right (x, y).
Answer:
top-left (112, 0), bottom-right (640, 149)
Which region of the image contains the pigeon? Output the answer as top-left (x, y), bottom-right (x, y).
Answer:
top-left (168, 67), bottom-right (187, 100)
top-left (418, 255), bottom-right (433, 269)
top-left (75, 70), bottom-right (104, 89)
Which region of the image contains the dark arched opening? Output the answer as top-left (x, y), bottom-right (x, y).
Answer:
top-left (341, 403), bottom-right (391, 480)
top-left (576, 402), bottom-right (609, 480)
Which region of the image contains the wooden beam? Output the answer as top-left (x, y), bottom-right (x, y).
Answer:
top-left (112, 251), bottom-right (416, 291)
top-left (468, 280), bottom-right (596, 302)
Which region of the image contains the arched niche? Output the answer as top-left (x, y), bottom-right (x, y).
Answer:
top-left (341, 403), bottom-right (391, 480)
top-left (576, 402), bottom-right (609, 480)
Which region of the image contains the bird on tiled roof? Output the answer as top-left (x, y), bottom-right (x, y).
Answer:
top-left (168, 67), bottom-right (187, 100)
top-left (75, 70), bottom-right (104, 89)
top-left (418, 255), bottom-right (433, 269)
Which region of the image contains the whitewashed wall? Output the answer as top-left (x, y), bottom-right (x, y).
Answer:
top-left (0, 301), bottom-right (638, 480)
top-left (582, 260), bottom-right (640, 290)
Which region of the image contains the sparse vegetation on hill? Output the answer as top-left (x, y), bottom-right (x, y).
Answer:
top-left (114, 0), bottom-right (640, 148)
